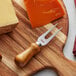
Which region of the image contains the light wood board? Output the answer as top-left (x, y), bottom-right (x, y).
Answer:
top-left (0, 0), bottom-right (70, 76)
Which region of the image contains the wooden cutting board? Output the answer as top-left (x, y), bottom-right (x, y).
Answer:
top-left (0, 0), bottom-right (71, 76)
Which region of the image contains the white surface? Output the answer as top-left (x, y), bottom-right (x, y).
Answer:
top-left (34, 0), bottom-right (76, 76)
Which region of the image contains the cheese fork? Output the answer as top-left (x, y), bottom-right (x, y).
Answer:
top-left (15, 24), bottom-right (62, 67)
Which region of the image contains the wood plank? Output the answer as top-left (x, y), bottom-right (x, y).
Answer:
top-left (0, 0), bottom-right (69, 76)
top-left (0, 34), bottom-right (44, 76)
top-left (0, 62), bottom-right (18, 76)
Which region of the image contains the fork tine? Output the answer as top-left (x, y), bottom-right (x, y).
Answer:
top-left (47, 27), bottom-right (63, 42)
top-left (41, 23), bottom-right (58, 37)
top-left (37, 27), bottom-right (63, 46)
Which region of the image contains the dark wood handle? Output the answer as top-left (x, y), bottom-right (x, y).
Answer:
top-left (15, 43), bottom-right (40, 67)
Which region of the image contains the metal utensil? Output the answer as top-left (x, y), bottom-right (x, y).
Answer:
top-left (15, 23), bottom-right (62, 67)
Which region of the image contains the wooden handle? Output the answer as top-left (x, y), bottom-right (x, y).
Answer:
top-left (15, 43), bottom-right (40, 67)
top-left (44, 49), bottom-right (76, 76)
top-left (54, 56), bottom-right (76, 76)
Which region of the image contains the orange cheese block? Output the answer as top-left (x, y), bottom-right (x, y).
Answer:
top-left (24, 0), bottom-right (65, 28)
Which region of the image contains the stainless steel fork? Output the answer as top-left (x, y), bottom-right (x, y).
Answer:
top-left (15, 23), bottom-right (62, 67)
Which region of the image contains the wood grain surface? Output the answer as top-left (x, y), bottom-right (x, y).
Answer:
top-left (0, 0), bottom-right (70, 76)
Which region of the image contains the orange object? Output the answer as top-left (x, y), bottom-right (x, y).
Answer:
top-left (24, 0), bottom-right (65, 28)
